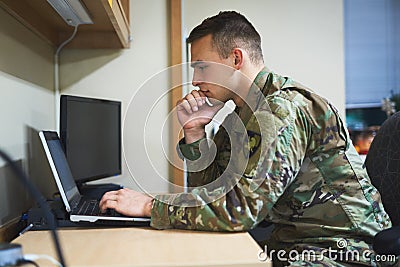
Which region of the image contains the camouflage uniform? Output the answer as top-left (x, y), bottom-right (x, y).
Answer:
top-left (151, 68), bottom-right (392, 266)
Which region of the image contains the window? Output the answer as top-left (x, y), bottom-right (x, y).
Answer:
top-left (344, 0), bottom-right (400, 108)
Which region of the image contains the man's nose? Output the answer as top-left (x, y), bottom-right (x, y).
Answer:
top-left (192, 80), bottom-right (200, 87)
top-left (192, 70), bottom-right (201, 87)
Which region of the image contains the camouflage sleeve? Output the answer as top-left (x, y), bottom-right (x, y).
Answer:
top-left (151, 95), bottom-right (310, 231)
top-left (176, 126), bottom-right (232, 188)
top-left (176, 138), bottom-right (203, 161)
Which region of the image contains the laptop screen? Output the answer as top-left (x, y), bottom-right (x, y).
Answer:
top-left (39, 131), bottom-right (80, 211)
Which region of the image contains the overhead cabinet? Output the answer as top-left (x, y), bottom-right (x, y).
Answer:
top-left (0, 0), bottom-right (130, 48)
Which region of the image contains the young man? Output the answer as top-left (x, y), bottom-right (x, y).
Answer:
top-left (100, 11), bottom-right (391, 266)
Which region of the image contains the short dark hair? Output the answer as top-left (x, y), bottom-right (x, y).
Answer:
top-left (187, 11), bottom-right (264, 64)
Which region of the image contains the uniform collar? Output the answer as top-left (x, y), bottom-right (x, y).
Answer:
top-left (235, 67), bottom-right (272, 125)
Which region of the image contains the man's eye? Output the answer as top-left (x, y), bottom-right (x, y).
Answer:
top-left (198, 65), bottom-right (207, 71)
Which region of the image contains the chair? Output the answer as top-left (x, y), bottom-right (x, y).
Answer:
top-left (365, 111), bottom-right (400, 256)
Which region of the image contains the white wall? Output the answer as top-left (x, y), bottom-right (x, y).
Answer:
top-left (183, 0), bottom-right (346, 117)
top-left (0, 73), bottom-right (56, 226)
top-left (0, 7), bottom-right (55, 226)
top-left (0, 73), bottom-right (55, 160)
top-left (61, 0), bottom-right (171, 193)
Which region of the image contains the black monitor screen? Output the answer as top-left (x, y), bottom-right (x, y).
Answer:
top-left (60, 95), bottom-right (121, 184)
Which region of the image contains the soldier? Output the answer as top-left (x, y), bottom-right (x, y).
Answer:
top-left (100, 11), bottom-right (392, 266)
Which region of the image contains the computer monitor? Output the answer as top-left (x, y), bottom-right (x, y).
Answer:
top-left (60, 95), bottom-right (121, 184)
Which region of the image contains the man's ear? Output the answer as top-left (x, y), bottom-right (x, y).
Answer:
top-left (232, 48), bottom-right (244, 70)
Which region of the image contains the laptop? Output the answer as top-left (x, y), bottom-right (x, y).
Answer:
top-left (39, 130), bottom-right (150, 224)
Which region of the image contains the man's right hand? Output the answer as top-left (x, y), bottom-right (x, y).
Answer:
top-left (176, 90), bottom-right (224, 143)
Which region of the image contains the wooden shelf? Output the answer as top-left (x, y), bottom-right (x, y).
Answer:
top-left (0, 0), bottom-right (130, 49)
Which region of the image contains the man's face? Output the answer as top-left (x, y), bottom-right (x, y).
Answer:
top-left (190, 34), bottom-right (237, 104)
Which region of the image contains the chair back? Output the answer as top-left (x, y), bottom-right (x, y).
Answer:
top-left (365, 111), bottom-right (400, 226)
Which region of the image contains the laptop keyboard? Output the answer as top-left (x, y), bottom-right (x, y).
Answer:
top-left (76, 200), bottom-right (100, 215)
top-left (76, 200), bottom-right (123, 217)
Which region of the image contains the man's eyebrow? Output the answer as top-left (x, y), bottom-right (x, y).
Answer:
top-left (190, 61), bottom-right (205, 68)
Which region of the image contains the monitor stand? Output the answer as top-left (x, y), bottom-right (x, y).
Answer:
top-left (78, 183), bottom-right (123, 200)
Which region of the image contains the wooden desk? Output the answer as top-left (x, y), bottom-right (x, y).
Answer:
top-left (13, 227), bottom-right (271, 267)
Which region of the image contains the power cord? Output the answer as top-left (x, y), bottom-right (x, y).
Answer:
top-left (23, 254), bottom-right (62, 267)
top-left (54, 24), bottom-right (79, 133)
top-left (16, 259), bottom-right (39, 267)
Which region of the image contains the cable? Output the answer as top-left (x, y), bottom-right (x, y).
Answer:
top-left (55, 24), bottom-right (79, 57)
top-left (54, 24), bottom-right (79, 134)
top-left (0, 149), bottom-right (66, 266)
top-left (16, 259), bottom-right (40, 267)
top-left (24, 254), bottom-right (62, 267)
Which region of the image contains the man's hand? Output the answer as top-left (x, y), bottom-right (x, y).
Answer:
top-left (177, 90), bottom-right (223, 143)
top-left (99, 188), bottom-right (153, 217)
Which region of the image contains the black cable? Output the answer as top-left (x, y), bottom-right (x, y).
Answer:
top-left (0, 149), bottom-right (66, 267)
top-left (16, 259), bottom-right (40, 267)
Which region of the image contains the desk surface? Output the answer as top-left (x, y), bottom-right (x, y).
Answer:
top-left (13, 227), bottom-right (271, 267)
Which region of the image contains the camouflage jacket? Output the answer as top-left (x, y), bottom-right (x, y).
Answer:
top-left (151, 68), bottom-right (391, 265)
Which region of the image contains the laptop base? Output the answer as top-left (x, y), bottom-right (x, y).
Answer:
top-left (26, 199), bottom-right (150, 231)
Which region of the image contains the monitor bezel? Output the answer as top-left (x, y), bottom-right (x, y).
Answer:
top-left (60, 95), bottom-right (122, 184)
